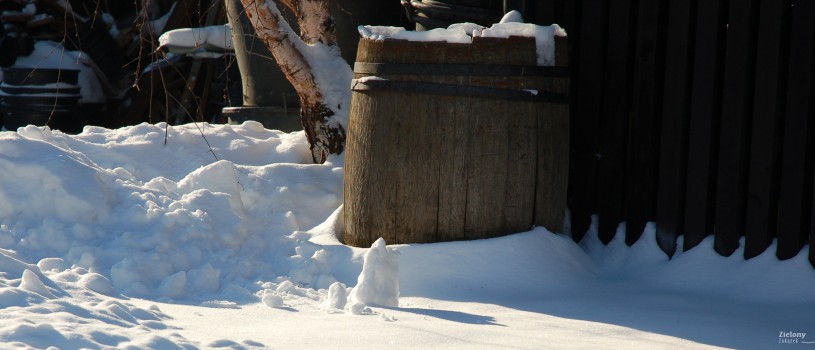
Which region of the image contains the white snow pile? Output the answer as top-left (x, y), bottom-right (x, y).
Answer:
top-left (348, 237), bottom-right (400, 309)
top-left (0, 122), bottom-right (812, 348)
top-left (359, 11), bottom-right (567, 66)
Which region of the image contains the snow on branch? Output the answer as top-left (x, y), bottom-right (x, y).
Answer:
top-left (240, 0), bottom-right (350, 163)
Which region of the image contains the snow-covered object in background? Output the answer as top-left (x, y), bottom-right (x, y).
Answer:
top-left (0, 3), bottom-right (36, 16)
top-left (348, 238), bottom-right (399, 308)
top-left (148, 2), bottom-right (176, 36)
top-left (357, 25), bottom-right (471, 43)
top-left (11, 41), bottom-right (106, 103)
top-left (158, 24), bottom-right (234, 53)
top-left (359, 19), bottom-right (567, 66)
top-left (100, 13), bottom-right (120, 38)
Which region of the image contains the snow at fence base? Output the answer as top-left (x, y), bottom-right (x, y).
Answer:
top-left (0, 122), bottom-right (813, 349)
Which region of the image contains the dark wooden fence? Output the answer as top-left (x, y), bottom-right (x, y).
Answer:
top-left (530, 0), bottom-right (815, 265)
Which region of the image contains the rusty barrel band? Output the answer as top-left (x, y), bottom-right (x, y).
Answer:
top-left (354, 62), bottom-right (570, 77)
top-left (350, 79), bottom-right (570, 104)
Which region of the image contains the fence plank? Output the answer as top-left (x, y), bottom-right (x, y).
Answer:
top-left (625, 0), bottom-right (666, 245)
top-left (555, 0), bottom-right (580, 38)
top-left (812, 170), bottom-right (815, 267)
top-left (743, 0), bottom-right (790, 259)
top-left (683, 0), bottom-right (727, 252)
top-left (777, 0), bottom-right (815, 260)
top-left (714, 0), bottom-right (759, 257)
top-left (534, 0), bottom-right (557, 25)
top-left (568, 0), bottom-right (607, 242)
top-left (655, 0), bottom-right (696, 257)
top-left (595, 0), bottom-right (635, 244)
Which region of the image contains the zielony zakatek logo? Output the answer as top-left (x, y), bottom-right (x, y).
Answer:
top-left (779, 331), bottom-right (815, 344)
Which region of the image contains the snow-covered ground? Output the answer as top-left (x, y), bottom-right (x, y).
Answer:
top-left (0, 122), bottom-right (812, 349)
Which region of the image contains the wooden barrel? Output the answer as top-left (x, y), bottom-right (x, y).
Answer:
top-left (344, 35), bottom-right (570, 247)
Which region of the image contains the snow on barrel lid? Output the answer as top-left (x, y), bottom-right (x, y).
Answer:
top-left (358, 11), bottom-right (567, 66)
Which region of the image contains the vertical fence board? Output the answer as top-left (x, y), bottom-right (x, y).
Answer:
top-left (656, 0), bottom-right (696, 257)
top-left (683, 0), bottom-right (727, 251)
top-left (595, 0), bottom-right (636, 243)
top-left (568, 0), bottom-right (607, 242)
top-left (812, 160), bottom-right (815, 267)
top-left (714, 0), bottom-right (760, 257)
top-left (625, 0), bottom-right (666, 245)
top-left (534, 0), bottom-right (557, 25)
top-left (553, 0), bottom-right (815, 264)
top-left (555, 0), bottom-right (581, 39)
top-left (744, 0), bottom-right (790, 259)
top-left (811, 163), bottom-right (815, 267)
top-left (777, 0), bottom-right (815, 260)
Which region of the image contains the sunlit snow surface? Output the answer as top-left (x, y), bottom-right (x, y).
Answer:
top-left (0, 122), bottom-right (812, 349)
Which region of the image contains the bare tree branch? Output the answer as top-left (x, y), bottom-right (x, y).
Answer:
top-left (239, 0), bottom-right (345, 163)
top-left (297, 0), bottom-right (335, 45)
top-left (241, 0), bottom-right (321, 105)
top-left (277, 0), bottom-right (301, 16)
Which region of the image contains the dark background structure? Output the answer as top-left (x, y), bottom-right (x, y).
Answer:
top-left (536, 0), bottom-right (815, 265)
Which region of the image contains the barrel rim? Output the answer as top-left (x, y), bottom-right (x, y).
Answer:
top-left (354, 62), bottom-right (570, 77)
top-left (351, 78), bottom-right (569, 104)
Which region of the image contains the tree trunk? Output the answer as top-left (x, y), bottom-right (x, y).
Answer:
top-left (240, 0), bottom-right (345, 163)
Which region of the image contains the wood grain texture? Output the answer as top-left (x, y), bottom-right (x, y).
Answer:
top-left (344, 36), bottom-right (569, 247)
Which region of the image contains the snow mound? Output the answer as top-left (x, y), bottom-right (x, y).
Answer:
top-left (0, 123), bottom-right (344, 301)
top-left (324, 282), bottom-right (347, 310)
top-left (20, 269), bottom-right (55, 299)
top-left (262, 293), bottom-right (284, 308)
top-left (349, 238), bottom-right (400, 308)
